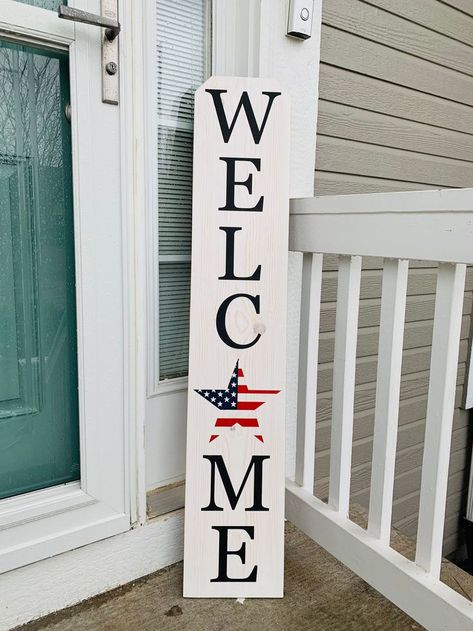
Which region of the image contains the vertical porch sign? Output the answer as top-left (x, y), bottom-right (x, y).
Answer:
top-left (183, 76), bottom-right (290, 598)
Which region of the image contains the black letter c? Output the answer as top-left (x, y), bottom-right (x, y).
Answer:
top-left (216, 294), bottom-right (261, 349)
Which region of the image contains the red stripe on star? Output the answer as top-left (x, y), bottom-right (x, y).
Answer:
top-left (237, 401), bottom-right (264, 410)
top-left (215, 418), bottom-right (259, 427)
top-left (238, 385), bottom-right (280, 395)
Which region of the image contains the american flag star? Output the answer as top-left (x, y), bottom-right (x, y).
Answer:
top-left (194, 360), bottom-right (280, 443)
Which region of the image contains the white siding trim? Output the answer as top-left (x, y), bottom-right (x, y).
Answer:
top-left (118, 0), bottom-right (151, 526)
top-left (213, 0), bottom-right (322, 198)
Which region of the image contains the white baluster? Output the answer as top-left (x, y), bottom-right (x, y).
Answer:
top-left (329, 255), bottom-right (362, 515)
top-left (368, 258), bottom-right (409, 542)
top-left (295, 253), bottom-right (323, 492)
top-left (416, 263), bottom-right (466, 576)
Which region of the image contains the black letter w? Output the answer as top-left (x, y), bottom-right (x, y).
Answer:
top-left (206, 90), bottom-right (281, 144)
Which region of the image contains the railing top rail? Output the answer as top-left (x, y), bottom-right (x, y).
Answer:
top-left (289, 188), bottom-right (473, 264)
top-left (290, 188), bottom-right (473, 215)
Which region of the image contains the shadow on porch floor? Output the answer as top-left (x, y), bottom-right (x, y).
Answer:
top-left (17, 519), bottom-right (446, 631)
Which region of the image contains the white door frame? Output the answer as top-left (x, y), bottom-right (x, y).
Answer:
top-left (0, 0), bottom-right (136, 574)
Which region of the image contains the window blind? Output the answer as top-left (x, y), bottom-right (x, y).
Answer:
top-left (157, 0), bottom-right (208, 380)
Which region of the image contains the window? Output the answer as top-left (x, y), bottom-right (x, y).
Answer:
top-left (156, 0), bottom-right (210, 381)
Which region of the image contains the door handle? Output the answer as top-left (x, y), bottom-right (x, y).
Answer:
top-left (58, 2), bottom-right (120, 105)
top-left (58, 6), bottom-right (120, 41)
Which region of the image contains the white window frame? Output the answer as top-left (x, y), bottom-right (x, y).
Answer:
top-left (0, 0), bottom-right (136, 573)
top-left (145, 0), bottom-right (322, 492)
top-left (147, 0), bottom-right (211, 397)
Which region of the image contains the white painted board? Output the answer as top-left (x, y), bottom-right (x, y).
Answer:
top-left (183, 76), bottom-right (290, 597)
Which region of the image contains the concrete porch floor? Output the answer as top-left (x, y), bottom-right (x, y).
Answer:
top-left (17, 519), bottom-right (449, 631)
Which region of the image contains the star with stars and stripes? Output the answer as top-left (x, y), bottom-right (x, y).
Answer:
top-left (194, 360), bottom-right (280, 443)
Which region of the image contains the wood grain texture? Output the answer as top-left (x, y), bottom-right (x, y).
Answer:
top-left (184, 77), bottom-right (290, 597)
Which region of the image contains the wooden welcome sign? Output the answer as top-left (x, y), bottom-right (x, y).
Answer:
top-left (183, 76), bottom-right (290, 598)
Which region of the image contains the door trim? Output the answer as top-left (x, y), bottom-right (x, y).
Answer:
top-left (0, 1), bottom-right (73, 48)
top-left (0, 0), bottom-right (134, 573)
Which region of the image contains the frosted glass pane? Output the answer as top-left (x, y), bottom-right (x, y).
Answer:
top-left (157, 0), bottom-right (207, 122)
top-left (157, 0), bottom-right (208, 381)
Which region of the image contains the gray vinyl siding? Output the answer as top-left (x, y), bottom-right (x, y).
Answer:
top-left (313, 0), bottom-right (473, 555)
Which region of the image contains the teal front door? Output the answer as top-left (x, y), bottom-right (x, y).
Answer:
top-left (0, 3), bottom-right (129, 577)
top-left (0, 39), bottom-right (80, 499)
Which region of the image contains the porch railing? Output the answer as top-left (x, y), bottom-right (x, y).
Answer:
top-left (286, 188), bottom-right (473, 631)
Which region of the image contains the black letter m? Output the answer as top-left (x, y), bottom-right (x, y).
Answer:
top-left (202, 455), bottom-right (270, 511)
top-left (206, 89), bottom-right (281, 144)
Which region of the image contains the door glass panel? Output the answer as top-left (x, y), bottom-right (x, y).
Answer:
top-left (0, 40), bottom-right (79, 500)
top-left (157, 0), bottom-right (209, 381)
top-left (13, 1), bottom-right (66, 10)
